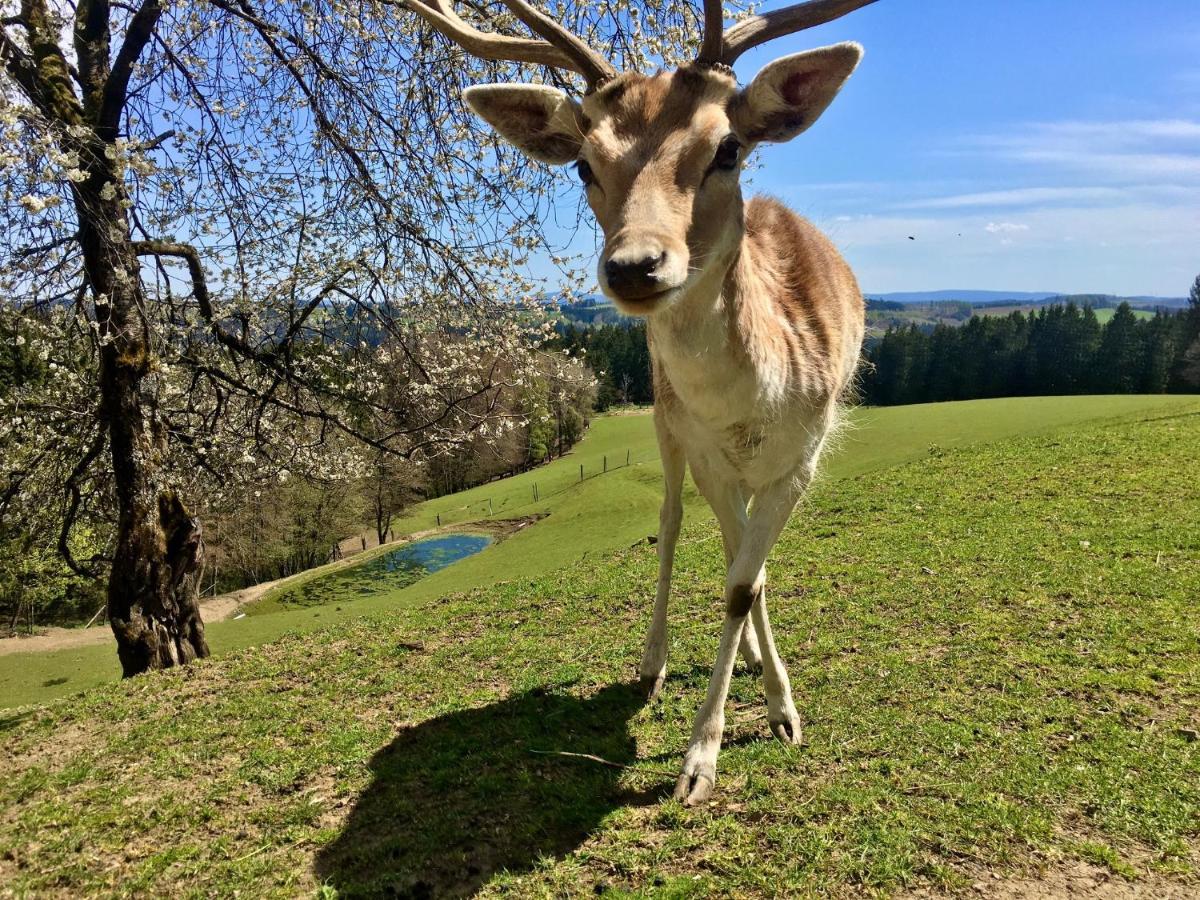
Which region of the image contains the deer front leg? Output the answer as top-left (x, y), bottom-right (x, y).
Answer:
top-left (639, 422), bottom-right (685, 700)
top-left (674, 474), bottom-right (803, 806)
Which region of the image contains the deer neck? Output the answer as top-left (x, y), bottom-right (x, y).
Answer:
top-left (646, 222), bottom-right (776, 421)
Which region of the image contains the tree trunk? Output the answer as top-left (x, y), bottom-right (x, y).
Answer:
top-left (374, 484), bottom-right (392, 546)
top-left (75, 175), bottom-right (209, 676)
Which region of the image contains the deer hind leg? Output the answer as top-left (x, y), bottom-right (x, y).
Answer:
top-left (750, 585), bottom-right (801, 745)
top-left (639, 421), bottom-right (685, 700)
top-left (674, 474), bottom-right (803, 806)
top-left (706, 479), bottom-right (762, 675)
top-left (754, 419), bottom-right (835, 743)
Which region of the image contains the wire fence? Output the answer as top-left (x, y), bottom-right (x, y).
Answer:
top-left (422, 444), bottom-right (664, 530)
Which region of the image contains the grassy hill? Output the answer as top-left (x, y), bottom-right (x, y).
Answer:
top-left (1091, 306), bottom-right (1156, 324)
top-left (1, 398), bottom-right (1198, 896)
top-left (870, 302), bottom-right (1157, 335)
top-left (974, 305), bottom-right (1155, 323)
top-left (1, 396), bottom-right (1196, 710)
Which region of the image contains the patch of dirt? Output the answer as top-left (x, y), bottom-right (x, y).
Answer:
top-left (0, 718), bottom-right (93, 773)
top-left (400, 513), bottom-right (548, 543)
top-left (906, 862), bottom-right (1198, 899)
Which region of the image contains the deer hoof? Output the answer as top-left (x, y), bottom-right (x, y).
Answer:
top-left (673, 759), bottom-right (716, 806)
top-left (770, 714), bottom-right (802, 746)
top-left (639, 673), bottom-right (665, 701)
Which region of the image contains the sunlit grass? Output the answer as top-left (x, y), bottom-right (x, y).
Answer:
top-left (2, 401), bottom-right (1197, 896)
top-left (0, 395), bottom-right (1194, 711)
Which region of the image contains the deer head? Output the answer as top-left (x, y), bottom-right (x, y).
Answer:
top-left (408, 0), bottom-right (875, 315)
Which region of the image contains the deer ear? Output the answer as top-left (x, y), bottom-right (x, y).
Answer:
top-left (463, 84), bottom-right (584, 165)
top-left (730, 42), bottom-right (863, 145)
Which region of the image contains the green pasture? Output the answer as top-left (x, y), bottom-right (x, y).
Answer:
top-left (1091, 306), bottom-right (1156, 323)
top-left (0, 395), bottom-right (1196, 710)
top-left (974, 305), bottom-right (1155, 323)
top-left (2, 400), bottom-right (1198, 895)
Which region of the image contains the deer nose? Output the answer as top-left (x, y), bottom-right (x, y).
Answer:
top-left (604, 249), bottom-right (668, 297)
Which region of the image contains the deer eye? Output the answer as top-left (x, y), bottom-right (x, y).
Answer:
top-left (711, 135), bottom-right (741, 172)
top-left (575, 159), bottom-right (594, 185)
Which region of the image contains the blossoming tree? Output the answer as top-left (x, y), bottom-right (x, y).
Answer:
top-left (0, 0), bottom-right (707, 674)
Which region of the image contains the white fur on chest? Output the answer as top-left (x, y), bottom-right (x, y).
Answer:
top-left (651, 303), bottom-right (825, 489)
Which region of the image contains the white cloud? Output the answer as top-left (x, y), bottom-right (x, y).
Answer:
top-left (756, 117), bottom-right (1200, 295)
top-left (1008, 149), bottom-right (1200, 178)
top-left (1033, 119), bottom-right (1200, 142)
top-left (822, 201), bottom-right (1200, 296)
top-left (899, 187), bottom-right (1125, 210)
top-left (962, 118), bottom-right (1200, 182)
top-left (985, 222), bottom-right (1030, 234)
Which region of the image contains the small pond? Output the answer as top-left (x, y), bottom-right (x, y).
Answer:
top-left (271, 533), bottom-right (491, 610)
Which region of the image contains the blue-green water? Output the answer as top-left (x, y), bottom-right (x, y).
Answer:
top-left (273, 534), bottom-right (491, 609)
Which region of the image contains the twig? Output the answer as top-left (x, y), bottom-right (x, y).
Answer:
top-left (139, 129), bottom-right (175, 151)
top-left (83, 603), bottom-right (107, 629)
top-left (528, 749), bottom-right (678, 778)
top-left (900, 781), bottom-right (959, 797)
top-left (231, 845), bottom-right (271, 864)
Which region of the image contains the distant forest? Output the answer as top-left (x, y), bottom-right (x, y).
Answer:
top-left (555, 278), bottom-right (1200, 409)
top-left (861, 299), bottom-right (1200, 406)
top-left (552, 321), bottom-right (652, 410)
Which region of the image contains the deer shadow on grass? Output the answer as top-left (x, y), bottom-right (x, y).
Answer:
top-left (315, 682), bottom-right (655, 898)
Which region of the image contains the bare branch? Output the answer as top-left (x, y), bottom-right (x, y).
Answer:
top-left (137, 128), bottom-right (173, 151)
top-left (15, 232), bottom-right (80, 259)
top-left (59, 425), bottom-right (108, 578)
top-left (73, 0), bottom-right (112, 119)
top-left (99, 0), bottom-right (161, 135)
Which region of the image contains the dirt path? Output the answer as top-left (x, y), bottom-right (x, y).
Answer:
top-left (0, 580), bottom-right (276, 657)
top-left (0, 514), bottom-right (545, 658)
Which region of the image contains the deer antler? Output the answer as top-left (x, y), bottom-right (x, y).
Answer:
top-left (404, 0), bottom-right (616, 89)
top-left (697, 0), bottom-right (879, 69)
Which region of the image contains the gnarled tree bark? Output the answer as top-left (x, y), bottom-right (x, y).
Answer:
top-left (79, 148), bottom-right (209, 676)
top-left (4, 0), bottom-right (209, 675)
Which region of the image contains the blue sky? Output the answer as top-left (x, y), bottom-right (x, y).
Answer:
top-left (538, 0), bottom-right (1200, 297)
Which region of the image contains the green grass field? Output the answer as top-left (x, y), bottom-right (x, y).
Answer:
top-left (0, 395), bottom-right (1195, 711)
top-left (1091, 307), bottom-right (1156, 323)
top-left (974, 305), bottom-right (1155, 323)
top-left (1, 397), bottom-right (1198, 896)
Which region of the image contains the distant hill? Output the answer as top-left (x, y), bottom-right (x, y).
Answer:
top-left (545, 291), bottom-right (1189, 330)
top-left (540, 293), bottom-right (630, 328)
top-left (1070, 294), bottom-right (1189, 310)
top-left (867, 290), bottom-right (1188, 310)
top-left (868, 290), bottom-right (1061, 305)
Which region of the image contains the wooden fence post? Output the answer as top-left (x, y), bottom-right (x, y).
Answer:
top-left (580, 464), bottom-right (584, 482)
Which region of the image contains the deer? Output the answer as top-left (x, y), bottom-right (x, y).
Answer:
top-left (408, 0), bottom-right (874, 805)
